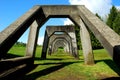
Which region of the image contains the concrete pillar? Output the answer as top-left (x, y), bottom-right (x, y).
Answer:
top-left (64, 43), bottom-right (70, 53)
top-left (77, 5), bottom-right (120, 57)
top-left (80, 19), bottom-right (94, 65)
top-left (41, 31), bottom-right (49, 59)
top-left (26, 20), bottom-right (39, 57)
top-left (48, 45), bottom-right (52, 55)
top-left (69, 32), bottom-right (79, 59)
top-left (0, 6), bottom-right (41, 59)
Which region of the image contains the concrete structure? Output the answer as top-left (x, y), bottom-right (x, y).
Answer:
top-left (0, 5), bottom-right (120, 66)
top-left (80, 19), bottom-right (94, 64)
top-left (41, 26), bottom-right (79, 59)
top-left (51, 38), bottom-right (70, 53)
top-left (48, 34), bottom-right (72, 55)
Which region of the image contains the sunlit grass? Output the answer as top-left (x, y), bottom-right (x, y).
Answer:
top-left (8, 46), bottom-right (120, 80)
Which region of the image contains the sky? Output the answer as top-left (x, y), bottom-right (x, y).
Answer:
top-left (0, 0), bottom-right (120, 45)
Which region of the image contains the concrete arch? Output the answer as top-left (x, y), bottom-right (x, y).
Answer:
top-left (1, 5), bottom-right (120, 66)
top-left (0, 5), bottom-right (94, 65)
top-left (48, 34), bottom-right (73, 55)
top-left (50, 37), bottom-right (71, 54)
top-left (52, 39), bottom-right (68, 53)
top-left (41, 25), bottom-right (79, 59)
top-left (0, 5), bottom-right (93, 65)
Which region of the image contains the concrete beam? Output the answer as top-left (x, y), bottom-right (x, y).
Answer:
top-left (46, 26), bottom-right (76, 37)
top-left (1, 5), bottom-right (120, 67)
top-left (77, 6), bottom-right (120, 66)
top-left (0, 6), bottom-right (42, 59)
top-left (41, 5), bottom-right (79, 17)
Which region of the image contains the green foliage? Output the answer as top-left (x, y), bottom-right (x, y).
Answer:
top-left (8, 46), bottom-right (26, 56)
top-left (89, 31), bottom-right (103, 49)
top-left (106, 6), bottom-right (118, 29)
top-left (113, 12), bottom-right (120, 35)
top-left (106, 5), bottom-right (120, 35)
top-left (74, 26), bottom-right (81, 50)
top-left (14, 42), bottom-right (26, 47)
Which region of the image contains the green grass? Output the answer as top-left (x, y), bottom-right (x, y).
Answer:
top-left (8, 46), bottom-right (120, 80)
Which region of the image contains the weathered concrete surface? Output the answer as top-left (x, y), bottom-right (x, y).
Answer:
top-left (77, 6), bottom-right (120, 66)
top-left (46, 26), bottom-right (78, 56)
top-left (52, 39), bottom-right (68, 53)
top-left (51, 37), bottom-right (70, 54)
top-left (0, 6), bottom-right (42, 59)
top-left (77, 6), bottom-right (120, 56)
top-left (0, 5), bottom-right (80, 59)
top-left (1, 5), bottom-right (120, 66)
top-left (26, 20), bottom-right (39, 57)
top-left (41, 26), bottom-right (79, 59)
top-left (80, 19), bottom-right (94, 65)
top-left (48, 34), bottom-right (72, 54)
top-left (41, 5), bottom-right (79, 17)
top-left (52, 38), bottom-right (70, 54)
top-left (41, 30), bottom-right (49, 59)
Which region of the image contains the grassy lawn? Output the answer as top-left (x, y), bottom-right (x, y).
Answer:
top-left (8, 46), bottom-right (120, 80)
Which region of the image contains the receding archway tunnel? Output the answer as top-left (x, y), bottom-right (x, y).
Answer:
top-left (0, 5), bottom-right (120, 67)
top-left (41, 25), bottom-right (79, 59)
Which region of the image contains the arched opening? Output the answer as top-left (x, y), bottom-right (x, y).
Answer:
top-left (7, 28), bottom-right (30, 59)
top-left (1, 5), bottom-right (120, 78)
top-left (46, 30), bottom-right (74, 60)
top-left (40, 25), bottom-right (78, 59)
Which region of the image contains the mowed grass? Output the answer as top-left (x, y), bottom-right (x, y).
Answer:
top-left (8, 46), bottom-right (120, 80)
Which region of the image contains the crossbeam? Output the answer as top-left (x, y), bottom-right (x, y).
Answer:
top-left (0, 5), bottom-right (120, 67)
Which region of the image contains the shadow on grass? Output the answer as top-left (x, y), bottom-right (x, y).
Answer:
top-left (102, 77), bottom-right (120, 80)
top-left (35, 56), bottom-right (82, 61)
top-left (3, 53), bottom-right (22, 59)
top-left (21, 61), bottom-right (80, 80)
top-left (0, 64), bottom-right (38, 80)
top-left (35, 57), bottom-right (63, 61)
top-left (95, 59), bottom-right (120, 79)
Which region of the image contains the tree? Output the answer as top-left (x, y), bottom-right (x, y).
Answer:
top-left (15, 42), bottom-right (26, 47)
top-left (75, 25), bottom-right (81, 50)
top-left (106, 6), bottom-right (118, 29)
top-left (113, 12), bottom-right (120, 35)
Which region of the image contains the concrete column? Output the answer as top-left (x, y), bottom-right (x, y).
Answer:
top-left (48, 45), bottom-right (52, 55)
top-left (69, 32), bottom-right (79, 59)
top-left (80, 19), bottom-right (94, 65)
top-left (0, 6), bottom-right (41, 59)
top-left (64, 44), bottom-right (70, 53)
top-left (26, 20), bottom-right (39, 57)
top-left (41, 31), bottom-right (49, 59)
